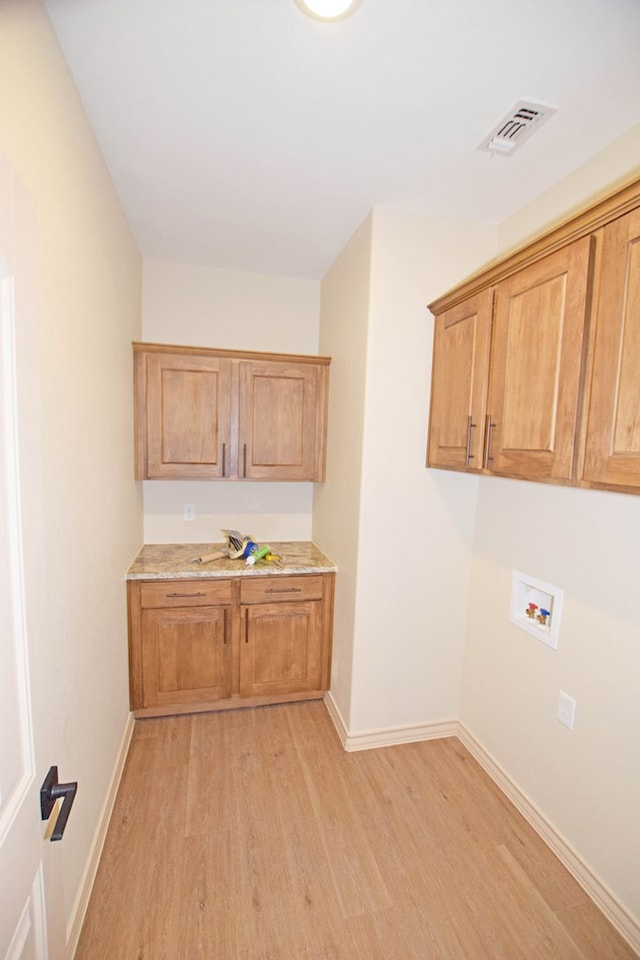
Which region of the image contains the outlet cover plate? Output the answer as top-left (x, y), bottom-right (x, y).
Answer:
top-left (510, 570), bottom-right (563, 649)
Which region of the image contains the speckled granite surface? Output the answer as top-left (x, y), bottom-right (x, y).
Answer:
top-left (126, 541), bottom-right (336, 580)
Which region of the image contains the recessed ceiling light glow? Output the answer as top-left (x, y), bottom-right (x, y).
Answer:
top-left (294, 0), bottom-right (364, 21)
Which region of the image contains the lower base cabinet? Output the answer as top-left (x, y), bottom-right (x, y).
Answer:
top-left (239, 576), bottom-right (326, 698)
top-left (127, 573), bottom-right (334, 717)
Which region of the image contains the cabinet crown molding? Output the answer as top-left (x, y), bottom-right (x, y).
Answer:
top-left (133, 341), bottom-right (331, 366)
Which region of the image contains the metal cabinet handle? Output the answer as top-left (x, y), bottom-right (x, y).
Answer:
top-left (40, 766), bottom-right (78, 841)
top-left (223, 607), bottom-right (228, 644)
top-left (484, 414), bottom-right (495, 469)
top-left (465, 415), bottom-right (476, 467)
top-left (221, 441), bottom-right (227, 478)
top-left (166, 591), bottom-right (206, 598)
top-left (266, 587), bottom-right (301, 594)
top-left (242, 442), bottom-right (247, 478)
top-left (244, 608), bottom-right (249, 643)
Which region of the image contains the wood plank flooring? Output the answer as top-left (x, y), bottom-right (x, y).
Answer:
top-left (75, 702), bottom-right (637, 959)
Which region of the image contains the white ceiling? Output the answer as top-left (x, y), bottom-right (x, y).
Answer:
top-left (43, 0), bottom-right (640, 280)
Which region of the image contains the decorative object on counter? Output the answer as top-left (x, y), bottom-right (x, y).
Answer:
top-left (190, 547), bottom-right (228, 563)
top-left (246, 545), bottom-right (282, 567)
top-left (246, 544), bottom-right (269, 565)
top-left (224, 529), bottom-right (256, 559)
top-left (190, 529), bottom-right (283, 566)
top-left (189, 528), bottom-right (253, 563)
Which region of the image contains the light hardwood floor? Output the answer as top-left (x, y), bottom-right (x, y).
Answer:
top-left (75, 701), bottom-right (637, 959)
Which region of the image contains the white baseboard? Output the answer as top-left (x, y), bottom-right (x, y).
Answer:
top-left (323, 692), bottom-right (457, 751)
top-left (66, 711), bottom-right (135, 959)
top-left (323, 696), bottom-right (640, 956)
top-left (457, 724), bottom-right (640, 956)
top-left (323, 692), bottom-right (349, 746)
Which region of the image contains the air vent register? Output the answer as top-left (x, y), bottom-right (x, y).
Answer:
top-left (478, 99), bottom-right (557, 156)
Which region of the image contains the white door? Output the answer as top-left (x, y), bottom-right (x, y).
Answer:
top-left (0, 194), bottom-right (66, 957)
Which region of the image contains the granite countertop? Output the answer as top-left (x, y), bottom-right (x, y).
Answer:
top-left (126, 541), bottom-right (337, 580)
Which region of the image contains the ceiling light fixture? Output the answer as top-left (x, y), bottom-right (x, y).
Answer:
top-left (294, 0), bottom-right (364, 21)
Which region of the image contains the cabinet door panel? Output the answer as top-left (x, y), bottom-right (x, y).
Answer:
top-left (238, 360), bottom-right (323, 480)
top-left (146, 353), bottom-right (232, 478)
top-left (141, 606), bottom-right (230, 707)
top-left (487, 238), bottom-right (592, 480)
top-left (583, 209), bottom-right (640, 490)
top-left (240, 601), bottom-right (322, 697)
top-left (427, 290), bottom-right (493, 470)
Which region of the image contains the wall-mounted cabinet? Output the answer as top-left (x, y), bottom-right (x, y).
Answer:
top-left (427, 289), bottom-right (493, 471)
top-left (582, 207), bottom-right (640, 490)
top-left (134, 342), bottom-right (330, 481)
top-left (485, 238), bottom-right (592, 482)
top-left (427, 174), bottom-right (640, 494)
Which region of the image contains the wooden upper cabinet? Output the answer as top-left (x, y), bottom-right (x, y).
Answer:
top-left (486, 238), bottom-right (593, 481)
top-left (134, 343), bottom-right (330, 481)
top-left (238, 359), bottom-right (325, 481)
top-left (427, 289), bottom-right (493, 471)
top-left (142, 351), bottom-right (232, 479)
top-left (427, 173), bottom-right (640, 494)
top-left (582, 208), bottom-right (640, 491)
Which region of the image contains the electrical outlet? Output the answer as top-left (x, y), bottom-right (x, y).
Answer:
top-left (557, 691), bottom-right (577, 730)
top-left (183, 504), bottom-right (195, 521)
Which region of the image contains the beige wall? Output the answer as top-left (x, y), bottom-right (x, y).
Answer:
top-left (350, 207), bottom-right (495, 732)
top-left (0, 0), bottom-right (142, 947)
top-left (497, 123), bottom-right (640, 254)
top-left (350, 209), bottom-right (497, 733)
top-left (317, 209), bottom-right (497, 731)
top-left (461, 131), bottom-right (640, 920)
top-left (141, 259), bottom-right (320, 544)
top-left (463, 479), bottom-right (640, 915)
top-left (313, 214), bottom-right (373, 724)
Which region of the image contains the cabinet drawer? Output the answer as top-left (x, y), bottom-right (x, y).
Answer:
top-left (140, 579), bottom-right (233, 608)
top-left (240, 575), bottom-right (324, 604)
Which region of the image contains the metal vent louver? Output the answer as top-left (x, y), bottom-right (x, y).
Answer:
top-left (478, 100), bottom-right (557, 156)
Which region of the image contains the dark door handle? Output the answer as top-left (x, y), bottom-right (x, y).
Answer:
top-left (40, 766), bottom-right (78, 841)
